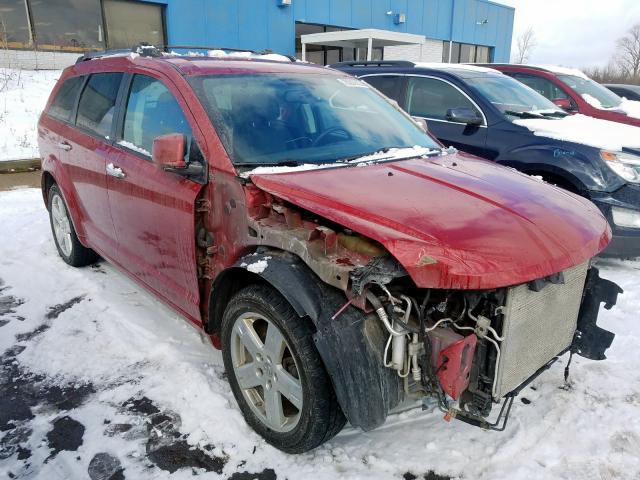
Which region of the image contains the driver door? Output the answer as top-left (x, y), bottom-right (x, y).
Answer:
top-left (406, 76), bottom-right (489, 158)
top-left (107, 73), bottom-right (204, 321)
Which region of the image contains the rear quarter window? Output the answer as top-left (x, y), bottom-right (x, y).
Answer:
top-left (76, 73), bottom-right (123, 138)
top-left (363, 75), bottom-right (404, 102)
top-left (48, 76), bottom-right (84, 122)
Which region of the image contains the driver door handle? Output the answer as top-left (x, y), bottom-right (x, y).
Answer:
top-left (57, 141), bottom-right (72, 151)
top-left (106, 163), bottom-right (126, 179)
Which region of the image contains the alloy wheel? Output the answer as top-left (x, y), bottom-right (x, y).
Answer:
top-left (230, 311), bottom-right (303, 432)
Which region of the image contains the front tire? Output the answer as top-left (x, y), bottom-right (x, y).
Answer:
top-left (221, 284), bottom-right (345, 453)
top-left (48, 184), bottom-right (98, 267)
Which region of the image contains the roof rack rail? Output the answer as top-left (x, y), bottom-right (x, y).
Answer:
top-left (329, 60), bottom-right (415, 68)
top-left (76, 44), bottom-right (297, 64)
top-left (76, 43), bottom-right (162, 63)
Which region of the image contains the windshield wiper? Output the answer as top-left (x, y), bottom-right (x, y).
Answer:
top-left (335, 147), bottom-right (393, 163)
top-left (504, 110), bottom-right (546, 119)
top-left (235, 159), bottom-right (304, 168)
top-left (539, 111), bottom-right (568, 118)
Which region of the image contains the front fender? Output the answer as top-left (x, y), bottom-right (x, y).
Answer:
top-left (209, 250), bottom-right (402, 431)
top-left (496, 143), bottom-right (618, 193)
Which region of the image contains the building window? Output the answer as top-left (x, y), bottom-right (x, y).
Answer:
top-left (443, 41), bottom-right (492, 63)
top-left (30, 0), bottom-right (104, 51)
top-left (295, 22), bottom-right (382, 65)
top-left (0, 0), bottom-right (31, 47)
top-left (103, 0), bottom-right (165, 49)
top-left (0, 0), bottom-right (165, 53)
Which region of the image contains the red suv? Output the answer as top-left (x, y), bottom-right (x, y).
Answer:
top-left (39, 47), bottom-right (620, 453)
top-left (484, 64), bottom-right (640, 127)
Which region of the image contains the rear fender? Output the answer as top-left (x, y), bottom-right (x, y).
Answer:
top-left (208, 250), bottom-right (402, 431)
top-left (41, 162), bottom-right (88, 241)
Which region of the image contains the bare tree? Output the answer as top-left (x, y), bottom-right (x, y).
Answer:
top-left (616, 24), bottom-right (640, 80)
top-left (513, 26), bottom-right (536, 64)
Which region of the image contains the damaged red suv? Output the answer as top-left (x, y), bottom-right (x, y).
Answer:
top-left (38, 47), bottom-right (621, 453)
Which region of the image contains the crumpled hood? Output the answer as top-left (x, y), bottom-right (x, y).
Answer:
top-left (250, 153), bottom-right (610, 290)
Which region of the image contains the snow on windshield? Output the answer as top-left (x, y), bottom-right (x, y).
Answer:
top-left (239, 146), bottom-right (440, 177)
top-left (558, 74), bottom-right (622, 109)
top-left (514, 114), bottom-right (640, 151)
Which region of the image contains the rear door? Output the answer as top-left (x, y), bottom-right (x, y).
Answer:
top-left (63, 72), bottom-right (123, 258)
top-left (107, 73), bottom-right (204, 321)
top-left (405, 76), bottom-right (489, 158)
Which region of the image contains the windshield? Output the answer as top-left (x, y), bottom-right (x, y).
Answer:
top-left (467, 74), bottom-right (565, 120)
top-left (189, 73), bottom-right (439, 166)
top-left (558, 74), bottom-right (622, 109)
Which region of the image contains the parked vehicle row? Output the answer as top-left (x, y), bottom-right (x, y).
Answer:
top-left (605, 83), bottom-right (640, 101)
top-left (39, 46), bottom-right (621, 453)
top-left (333, 61), bottom-right (640, 257)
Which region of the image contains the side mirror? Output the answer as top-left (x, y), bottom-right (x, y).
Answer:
top-left (552, 98), bottom-right (573, 111)
top-left (446, 107), bottom-right (483, 126)
top-left (152, 133), bottom-right (186, 169)
top-left (412, 116), bottom-right (429, 133)
top-left (152, 133), bottom-right (205, 178)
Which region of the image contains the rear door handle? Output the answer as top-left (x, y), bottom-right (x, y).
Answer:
top-left (106, 162), bottom-right (126, 179)
top-left (57, 141), bottom-right (72, 151)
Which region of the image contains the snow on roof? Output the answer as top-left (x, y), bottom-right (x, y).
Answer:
top-left (414, 63), bottom-right (500, 74)
top-left (533, 65), bottom-right (589, 80)
top-left (513, 113), bottom-right (640, 151)
top-left (206, 49), bottom-right (293, 63)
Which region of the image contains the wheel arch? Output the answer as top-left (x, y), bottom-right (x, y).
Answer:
top-left (206, 249), bottom-right (322, 337)
top-left (41, 170), bottom-right (56, 208)
top-left (521, 167), bottom-right (586, 196)
top-left (207, 248), bottom-right (402, 431)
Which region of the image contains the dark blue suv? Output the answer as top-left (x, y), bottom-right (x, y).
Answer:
top-left (332, 61), bottom-right (640, 257)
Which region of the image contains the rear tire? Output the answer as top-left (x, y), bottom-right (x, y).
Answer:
top-left (48, 184), bottom-right (98, 267)
top-left (221, 284), bottom-right (346, 453)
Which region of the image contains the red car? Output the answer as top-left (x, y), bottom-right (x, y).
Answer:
top-left (39, 46), bottom-right (620, 453)
top-left (484, 64), bottom-right (640, 127)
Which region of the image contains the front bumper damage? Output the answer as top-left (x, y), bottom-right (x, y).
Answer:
top-left (572, 267), bottom-right (621, 361)
top-left (447, 266), bottom-right (621, 431)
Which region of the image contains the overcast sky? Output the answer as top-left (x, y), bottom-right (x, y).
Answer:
top-left (496, 0), bottom-right (640, 68)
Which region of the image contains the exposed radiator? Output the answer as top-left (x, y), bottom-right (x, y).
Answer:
top-left (493, 261), bottom-right (590, 399)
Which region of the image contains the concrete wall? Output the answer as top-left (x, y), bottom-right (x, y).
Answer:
top-left (0, 50), bottom-right (78, 70)
top-left (384, 39), bottom-right (444, 62)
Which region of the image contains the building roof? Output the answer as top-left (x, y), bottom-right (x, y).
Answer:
top-left (300, 29), bottom-right (426, 49)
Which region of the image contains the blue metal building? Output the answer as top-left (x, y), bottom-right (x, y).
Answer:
top-left (157, 0), bottom-right (515, 63)
top-left (0, 0), bottom-right (514, 69)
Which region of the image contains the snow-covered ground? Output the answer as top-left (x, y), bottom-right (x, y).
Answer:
top-left (1, 187), bottom-right (640, 480)
top-left (0, 69), bottom-right (60, 161)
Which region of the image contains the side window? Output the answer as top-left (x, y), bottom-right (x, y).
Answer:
top-left (363, 75), bottom-right (404, 102)
top-left (48, 76), bottom-right (84, 122)
top-left (76, 73), bottom-right (123, 138)
top-left (121, 75), bottom-right (192, 157)
top-left (510, 73), bottom-right (569, 101)
top-left (407, 77), bottom-right (480, 121)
